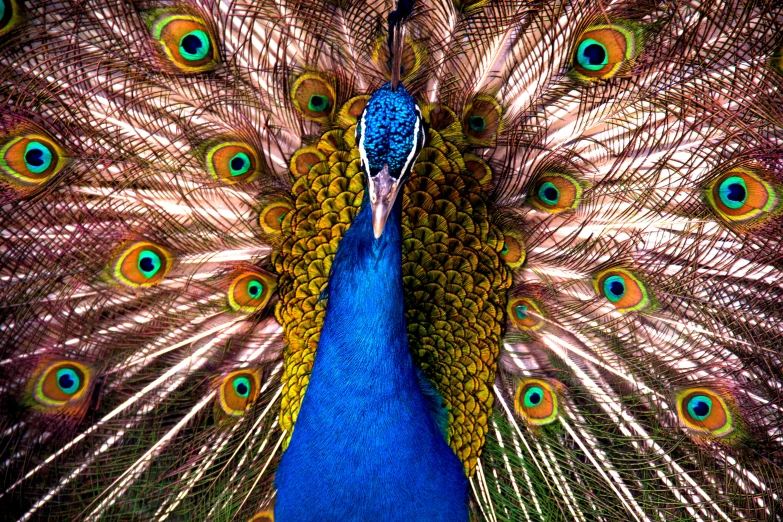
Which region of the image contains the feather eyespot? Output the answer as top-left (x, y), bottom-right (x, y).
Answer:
top-left (0, 130), bottom-right (68, 190)
top-left (498, 233), bottom-right (525, 268)
top-left (258, 199), bottom-right (294, 236)
top-left (675, 388), bottom-right (736, 438)
top-left (228, 269), bottom-right (276, 313)
top-left (151, 12), bottom-right (219, 73)
top-left (530, 172), bottom-right (583, 213)
top-left (291, 73), bottom-right (336, 123)
top-left (508, 297), bottom-right (545, 331)
top-left (593, 268), bottom-right (652, 312)
top-left (514, 378), bottom-right (559, 426)
top-left (462, 95), bottom-right (502, 145)
top-left (31, 361), bottom-right (91, 407)
top-left (0, 0), bottom-right (22, 37)
top-left (706, 167), bottom-right (780, 227)
top-left (111, 241), bottom-right (173, 287)
top-left (206, 142), bottom-right (262, 184)
top-left (572, 24), bottom-right (641, 81)
top-left (218, 370), bottom-right (261, 416)
top-left (372, 36), bottom-right (425, 80)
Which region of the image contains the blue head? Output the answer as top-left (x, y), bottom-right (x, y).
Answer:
top-left (356, 83), bottom-right (425, 238)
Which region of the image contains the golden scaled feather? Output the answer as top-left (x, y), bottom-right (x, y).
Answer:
top-left (0, 0), bottom-right (782, 521)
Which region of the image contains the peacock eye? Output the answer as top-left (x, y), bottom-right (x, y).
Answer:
top-left (291, 73), bottom-right (336, 123)
top-left (247, 280), bottom-right (262, 298)
top-left (676, 388), bottom-right (735, 437)
top-left (530, 172), bottom-right (583, 213)
top-left (576, 39), bottom-right (608, 70)
top-left (34, 361), bottom-right (90, 406)
top-left (687, 395), bottom-right (712, 420)
top-left (468, 115), bottom-right (486, 132)
top-left (151, 13), bottom-right (218, 73)
top-left (111, 241), bottom-right (173, 287)
top-left (706, 168), bottom-right (780, 226)
top-left (258, 199), bottom-right (294, 236)
top-left (594, 268), bottom-right (652, 312)
top-left (228, 269), bottom-right (277, 313)
top-left (0, 132), bottom-right (68, 189)
top-left (0, 0), bottom-right (22, 37)
top-left (179, 30), bottom-right (210, 61)
top-left (233, 376), bottom-right (251, 397)
top-left (524, 386), bottom-right (544, 407)
top-left (138, 250), bottom-right (161, 277)
top-left (218, 370), bottom-right (261, 416)
top-left (462, 95), bottom-right (502, 145)
top-left (372, 36), bottom-right (424, 80)
top-left (205, 142), bottom-right (261, 183)
top-left (514, 379), bottom-right (559, 426)
top-left (572, 24), bottom-right (641, 81)
top-left (508, 298), bottom-right (545, 331)
top-left (498, 233), bottom-right (526, 268)
top-left (308, 95), bottom-right (329, 112)
top-left (603, 275), bottom-right (626, 301)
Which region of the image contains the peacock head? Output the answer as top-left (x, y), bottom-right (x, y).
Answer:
top-left (356, 83), bottom-right (425, 238)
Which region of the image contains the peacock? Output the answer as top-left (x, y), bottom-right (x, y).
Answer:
top-left (1, 0), bottom-right (782, 520)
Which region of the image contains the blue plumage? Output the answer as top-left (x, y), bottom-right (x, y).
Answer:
top-left (275, 84), bottom-right (466, 520)
top-left (274, 197), bottom-right (468, 521)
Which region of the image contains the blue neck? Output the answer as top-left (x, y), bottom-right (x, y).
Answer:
top-left (275, 197), bottom-right (468, 522)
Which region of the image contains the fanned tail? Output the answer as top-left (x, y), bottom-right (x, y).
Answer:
top-left (1, 1), bottom-right (782, 521)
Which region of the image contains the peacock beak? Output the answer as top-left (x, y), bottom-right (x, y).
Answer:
top-left (368, 164), bottom-right (402, 239)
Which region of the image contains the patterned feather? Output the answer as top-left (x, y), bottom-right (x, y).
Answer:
top-left (1, 0), bottom-right (782, 520)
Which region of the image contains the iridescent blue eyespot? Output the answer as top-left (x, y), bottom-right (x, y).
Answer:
top-left (179, 30), bottom-right (210, 61)
top-left (687, 395), bottom-right (712, 421)
top-left (576, 39), bottom-right (608, 71)
top-left (515, 304), bottom-right (528, 320)
top-left (228, 270), bottom-right (276, 313)
top-left (468, 115), bottom-right (486, 132)
top-left (291, 73), bottom-right (336, 122)
top-left (308, 95), bottom-right (329, 112)
top-left (0, 0), bottom-right (22, 37)
top-left (247, 279), bottom-right (263, 298)
top-left (515, 379), bottom-right (559, 425)
top-left (523, 386), bottom-right (543, 408)
top-left (717, 176), bottom-right (747, 209)
top-left (151, 13), bottom-right (218, 73)
top-left (572, 24), bottom-right (640, 81)
top-left (538, 181), bottom-right (560, 205)
top-left (24, 142), bottom-right (53, 174)
top-left (603, 275), bottom-right (626, 302)
top-left (218, 370), bottom-right (260, 416)
top-left (233, 376), bottom-right (251, 398)
top-left (137, 250), bottom-right (162, 278)
top-left (229, 152), bottom-right (251, 177)
top-left (56, 368), bottom-right (81, 395)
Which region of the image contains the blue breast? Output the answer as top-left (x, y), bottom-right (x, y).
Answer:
top-left (274, 197), bottom-right (468, 521)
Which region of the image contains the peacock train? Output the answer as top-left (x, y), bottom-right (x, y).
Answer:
top-left (0, 0), bottom-right (782, 520)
